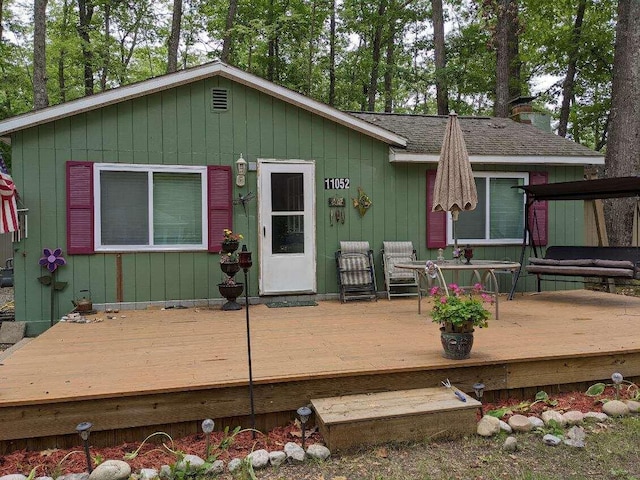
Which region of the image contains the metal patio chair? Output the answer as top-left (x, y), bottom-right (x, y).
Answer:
top-left (335, 241), bottom-right (377, 302)
top-left (381, 241), bottom-right (419, 300)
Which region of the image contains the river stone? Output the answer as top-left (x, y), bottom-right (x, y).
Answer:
top-left (563, 410), bottom-right (584, 425)
top-left (528, 416), bottom-right (544, 429)
top-left (175, 455), bottom-right (204, 473)
top-left (503, 436), bottom-right (518, 452)
top-left (247, 449), bottom-right (269, 469)
top-left (1, 475), bottom-right (27, 480)
top-left (584, 411), bottom-right (608, 422)
top-left (602, 400), bottom-right (630, 417)
top-left (623, 400), bottom-right (640, 413)
top-left (284, 442), bottom-right (306, 462)
top-left (541, 410), bottom-right (567, 426)
top-left (543, 434), bottom-right (561, 446)
top-left (35, 477), bottom-right (54, 480)
top-left (499, 419), bottom-right (512, 433)
top-left (508, 414), bottom-right (533, 432)
top-left (306, 444), bottom-right (331, 461)
top-left (477, 415), bottom-right (500, 437)
top-left (138, 469), bottom-right (157, 480)
top-left (57, 474), bottom-right (89, 480)
top-left (88, 460), bottom-right (131, 480)
top-left (204, 460), bottom-right (224, 475)
top-left (158, 466), bottom-right (171, 480)
top-left (228, 459), bottom-right (242, 473)
top-left (563, 426), bottom-right (586, 448)
top-left (269, 451), bottom-right (287, 467)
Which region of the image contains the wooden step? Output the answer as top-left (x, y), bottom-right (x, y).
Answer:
top-left (311, 387), bottom-right (481, 451)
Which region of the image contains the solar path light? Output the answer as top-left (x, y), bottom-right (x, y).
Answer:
top-left (297, 406), bottom-right (312, 449)
top-left (76, 421), bottom-right (93, 473)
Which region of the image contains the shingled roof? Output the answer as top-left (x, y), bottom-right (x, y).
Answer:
top-left (349, 112), bottom-right (603, 165)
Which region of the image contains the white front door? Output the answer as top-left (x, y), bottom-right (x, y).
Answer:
top-left (258, 160), bottom-right (316, 295)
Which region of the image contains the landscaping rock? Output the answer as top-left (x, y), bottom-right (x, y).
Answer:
top-left (503, 436), bottom-right (518, 452)
top-left (175, 455), bottom-right (204, 473)
top-left (541, 410), bottom-right (566, 427)
top-left (56, 474), bottom-right (89, 480)
top-left (0, 475), bottom-right (27, 480)
top-left (623, 400), bottom-right (640, 413)
top-left (498, 420), bottom-right (512, 433)
top-left (602, 400), bottom-right (630, 417)
top-left (269, 451), bottom-right (287, 467)
top-left (35, 477), bottom-right (54, 480)
top-left (528, 416), bottom-right (544, 429)
top-left (158, 466), bottom-right (171, 480)
top-left (89, 460), bottom-right (131, 480)
top-left (247, 449), bottom-right (270, 469)
top-left (542, 434), bottom-right (561, 446)
top-left (508, 414), bottom-right (533, 432)
top-left (228, 459), bottom-right (242, 473)
top-left (138, 469), bottom-right (158, 480)
top-left (563, 410), bottom-right (584, 425)
top-left (477, 415), bottom-right (500, 437)
top-left (306, 444), bottom-right (331, 461)
top-left (584, 411), bottom-right (608, 422)
top-left (563, 426), bottom-right (586, 448)
top-left (284, 442), bottom-right (306, 463)
top-left (205, 460), bottom-right (224, 475)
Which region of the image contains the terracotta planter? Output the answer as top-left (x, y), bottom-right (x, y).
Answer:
top-left (221, 241), bottom-right (239, 254)
top-left (218, 283), bottom-right (244, 311)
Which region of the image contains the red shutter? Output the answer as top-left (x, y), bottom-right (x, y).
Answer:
top-left (66, 161), bottom-right (95, 254)
top-left (426, 170), bottom-right (447, 248)
top-left (528, 171), bottom-right (548, 246)
top-left (208, 165), bottom-right (233, 252)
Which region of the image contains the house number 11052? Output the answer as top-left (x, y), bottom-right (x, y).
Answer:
top-left (324, 178), bottom-right (350, 189)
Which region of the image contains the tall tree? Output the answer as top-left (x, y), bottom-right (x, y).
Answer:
top-left (604, 0), bottom-right (640, 246)
top-left (0, 0), bottom-right (4, 43)
top-left (167, 0), bottom-right (182, 73)
top-left (557, 0), bottom-right (587, 137)
top-left (77, 0), bottom-right (95, 95)
top-left (220, 0), bottom-right (238, 63)
top-left (432, 0), bottom-right (448, 115)
top-left (367, 0), bottom-right (388, 111)
top-left (33, 0), bottom-right (49, 109)
top-left (493, 0), bottom-right (518, 117)
top-left (100, 1), bottom-right (111, 90)
top-left (328, 0), bottom-right (336, 106)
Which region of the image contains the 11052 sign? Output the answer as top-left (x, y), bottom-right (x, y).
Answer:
top-left (324, 178), bottom-right (350, 189)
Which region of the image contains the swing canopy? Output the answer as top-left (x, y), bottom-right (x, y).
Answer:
top-left (518, 176), bottom-right (640, 201)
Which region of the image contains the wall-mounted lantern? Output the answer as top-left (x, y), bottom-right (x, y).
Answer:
top-left (236, 154), bottom-right (247, 187)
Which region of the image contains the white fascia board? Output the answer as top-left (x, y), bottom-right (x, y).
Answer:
top-left (0, 62), bottom-right (407, 148)
top-left (389, 150), bottom-right (604, 166)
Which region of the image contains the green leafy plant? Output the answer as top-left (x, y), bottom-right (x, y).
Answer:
top-left (586, 372), bottom-right (639, 401)
top-left (430, 283), bottom-right (492, 333)
top-left (536, 418), bottom-right (564, 437)
top-left (234, 456), bottom-right (257, 480)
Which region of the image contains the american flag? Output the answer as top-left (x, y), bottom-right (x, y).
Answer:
top-left (0, 153), bottom-right (18, 234)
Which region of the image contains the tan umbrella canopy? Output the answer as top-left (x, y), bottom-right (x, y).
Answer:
top-left (432, 112), bottom-right (477, 246)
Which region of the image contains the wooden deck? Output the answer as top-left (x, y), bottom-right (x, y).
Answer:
top-left (1, 289), bottom-right (639, 452)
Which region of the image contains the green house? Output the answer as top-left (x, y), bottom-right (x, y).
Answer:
top-left (0, 62), bottom-right (603, 335)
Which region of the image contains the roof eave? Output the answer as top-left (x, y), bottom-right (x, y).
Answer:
top-left (389, 151), bottom-right (605, 166)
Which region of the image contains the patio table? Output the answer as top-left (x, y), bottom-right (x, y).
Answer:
top-left (396, 260), bottom-right (521, 320)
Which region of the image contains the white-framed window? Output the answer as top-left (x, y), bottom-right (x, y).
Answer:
top-left (447, 172), bottom-right (528, 245)
top-left (94, 163), bottom-right (207, 252)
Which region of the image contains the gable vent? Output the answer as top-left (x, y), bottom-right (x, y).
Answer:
top-left (211, 88), bottom-right (228, 112)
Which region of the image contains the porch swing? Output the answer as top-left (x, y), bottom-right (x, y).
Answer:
top-left (508, 176), bottom-right (640, 299)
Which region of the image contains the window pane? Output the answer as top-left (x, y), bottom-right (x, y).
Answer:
top-left (490, 178), bottom-right (524, 239)
top-left (153, 172), bottom-right (202, 245)
top-left (272, 215), bottom-right (304, 254)
top-left (456, 178), bottom-right (486, 240)
top-left (271, 173), bottom-right (304, 212)
top-left (101, 171), bottom-right (149, 245)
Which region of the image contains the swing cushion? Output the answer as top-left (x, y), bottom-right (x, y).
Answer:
top-left (526, 246), bottom-right (640, 279)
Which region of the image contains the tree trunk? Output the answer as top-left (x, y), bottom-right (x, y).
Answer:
top-left (220, 0), bottom-right (238, 63)
top-left (604, 0), bottom-right (640, 246)
top-left (383, 5), bottom-right (396, 112)
top-left (507, 0), bottom-right (521, 101)
top-left (432, 0), bottom-right (448, 115)
top-left (100, 2), bottom-right (110, 90)
top-left (267, 0), bottom-right (276, 82)
top-left (494, 0), bottom-right (510, 117)
top-left (558, 0), bottom-right (586, 138)
top-left (368, 0), bottom-right (388, 111)
top-left (33, 0), bottom-right (49, 109)
top-left (57, 0), bottom-right (71, 102)
top-left (306, 0), bottom-right (316, 95)
top-left (78, 0), bottom-right (95, 96)
top-left (328, 0), bottom-right (336, 106)
top-left (167, 0), bottom-right (182, 73)
top-left (0, 0), bottom-right (4, 43)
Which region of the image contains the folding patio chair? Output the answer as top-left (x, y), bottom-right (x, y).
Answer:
top-left (382, 241), bottom-right (419, 300)
top-left (335, 241), bottom-right (377, 302)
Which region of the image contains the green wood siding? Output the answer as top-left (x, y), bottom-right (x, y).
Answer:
top-left (9, 77), bottom-right (585, 335)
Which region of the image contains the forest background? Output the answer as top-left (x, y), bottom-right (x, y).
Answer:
top-left (0, 0), bottom-right (638, 243)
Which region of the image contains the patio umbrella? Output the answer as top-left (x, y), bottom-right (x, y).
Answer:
top-left (0, 170), bottom-right (18, 234)
top-left (431, 111), bottom-right (477, 249)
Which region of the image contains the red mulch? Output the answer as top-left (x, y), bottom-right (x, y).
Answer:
top-left (0, 423), bottom-right (322, 477)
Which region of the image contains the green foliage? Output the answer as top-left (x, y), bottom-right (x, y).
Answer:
top-left (234, 456), bottom-right (257, 480)
top-left (430, 283), bottom-right (491, 330)
top-left (486, 406), bottom-right (512, 418)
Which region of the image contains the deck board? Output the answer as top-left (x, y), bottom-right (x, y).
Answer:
top-left (1, 289), bottom-right (639, 449)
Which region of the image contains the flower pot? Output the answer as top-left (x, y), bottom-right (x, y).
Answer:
top-left (218, 283), bottom-right (244, 311)
top-left (221, 240), bottom-right (239, 254)
top-left (220, 261), bottom-right (240, 276)
top-left (440, 327), bottom-right (474, 360)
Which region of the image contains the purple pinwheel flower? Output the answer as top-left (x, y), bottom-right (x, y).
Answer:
top-left (39, 248), bottom-right (66, 272)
